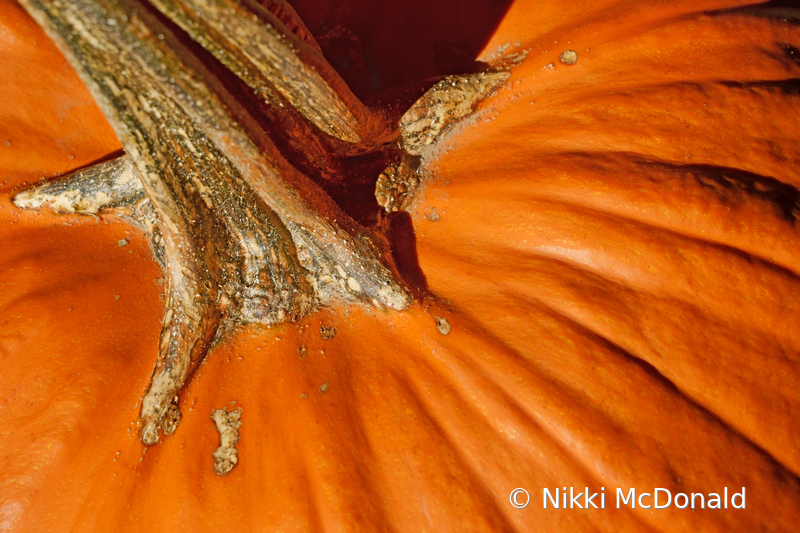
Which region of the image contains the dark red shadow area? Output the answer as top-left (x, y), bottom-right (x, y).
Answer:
top-left (289, 0), bottom-right (515, 98)
top-left (386, 211), bottom-right (427, 294)
top-left (287, 0), bottom-right (514, 293)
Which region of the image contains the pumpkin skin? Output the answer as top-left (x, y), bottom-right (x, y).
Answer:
top-left (2, 0), bottom-right (800, 532)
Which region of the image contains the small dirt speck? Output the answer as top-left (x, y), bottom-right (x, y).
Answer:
top-left (300, 393), bottom-right (308, 398)
top-left (434, 316), bottom-right (451, 335)
top-left (560, 50), bottom-right (578, 65)
top-left (426, 207), bottom-right (440, 222)
top-left (319, 382), bottom-right (330, 393)
top-left (298, 345), bottom-right (307, 359)
top-left (118, 238), bottom-right (129, 247)
top-left (114, 294), bottom-right (120, 300)
top-left (320, 324), bottom-right (336, 340)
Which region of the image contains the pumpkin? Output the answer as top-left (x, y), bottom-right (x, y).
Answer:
top-left (2, 0), bottom-right (800, 531)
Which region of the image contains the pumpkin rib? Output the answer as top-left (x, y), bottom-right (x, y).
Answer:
top-left (460, 86), bottom-right (800, 191)
top-left (545, 290), bottom-right (798, 469)
top-left (417, 197), bottom-right (800, 349)
top-left (235, 310), bottom-right (533, 532)
top-left (420, 123), bottom-right (792, 482)
top-left (492, 283), bottom-right (800, 481)
top-left (374, 315), bottom-right (652, 532)
top-left (328, 332), bottom-right (525, 531)
top-left (415, 216), bottom-right (800, 453)
top-left (423, 151), bottom-right (800, 289)
top-left (526, 195), bottom-right (800, 283)
top-left (420, 227), bottom-right (798, 350)
top-left (426, 288), bottom-right (800, 530)
top-left (385, 370), bottom-right (521, 532)
top-left (472, 14), bottom-right (800, 119)
top-left (490, 81), bottom-right (800, 159)
top-left (463, 240), bottom-right (800, 386)
top-left (414, 297), bottom-right (800, 532)
top-left (435, 180), bottom-right (800, 280)
top-left (332, 309), bottom-right (656, 532)
top-left (455, 14), bottom-right (800, 191)
top-left (418, 238), bottom-right (800, 475)
top-left (493, 239), bottom-right (800, 367)
top-left (277, 324), bottom-right (426, 532)
top-left (535, 78), bottom-right (800, 108)
top-left (474, 0), bottom-right (762, 65)
top-left (297, 355), bottom-right (400, 533)
top-left (365, 313), bottom-right (578, 532)
top-left (515, 11), bottom-right (800, 88)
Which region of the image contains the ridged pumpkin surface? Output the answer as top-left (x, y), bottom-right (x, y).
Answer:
top-left (1, 0), bottom-right (800, 531)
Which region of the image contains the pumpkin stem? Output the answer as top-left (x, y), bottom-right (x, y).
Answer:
top-left (15, 0), bottom-right (512, 448)
top-left (17, 0), bottom-right (409, 445)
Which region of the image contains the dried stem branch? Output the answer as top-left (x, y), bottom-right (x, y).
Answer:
top-left (146, 0), bottom-right (381, 144)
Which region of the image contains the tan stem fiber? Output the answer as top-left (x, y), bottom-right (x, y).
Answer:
top-left (147, 0), bottom-right (378, 143)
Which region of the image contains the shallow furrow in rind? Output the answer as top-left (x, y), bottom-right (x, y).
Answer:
top-left (477, 6), bottom-right (800, 119)
top-left (371, 307), bottom-right (800, 532)
top-left (417, 212), bottom-right (800, 475)
top-left (434, 152), bottom-right (800, 278)
top-left (346, 313), bottom-right (656, 532)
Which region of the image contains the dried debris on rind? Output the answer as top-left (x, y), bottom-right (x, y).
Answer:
top-left (434, 316), bottom-right (451, 335)
top-left (211, 406), bottom-right (242, 476)
top-left (320, 324), bottom-right (337, 340)
top-left (560, 50), bottom-right (579, 65)
top-left (425, 207), bottom-right (440, 222)
top-left (495, 48), bottom-right (530, 69)
top-left (484, 42), bottom-right (529, 65)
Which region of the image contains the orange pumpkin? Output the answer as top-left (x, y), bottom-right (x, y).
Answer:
top-left (2, 0), bottom-right (800, 531)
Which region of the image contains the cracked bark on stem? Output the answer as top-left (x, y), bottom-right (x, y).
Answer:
top-left (16, 0), bottom-right (409, 445)
top-left (13, 157), bottom-right (167, 266)
top-left (146, 0), bottom-right (380, 144)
